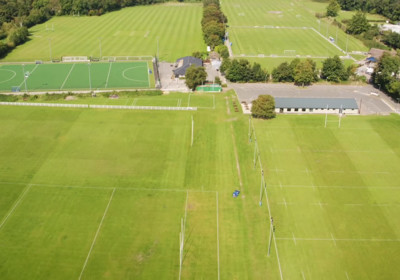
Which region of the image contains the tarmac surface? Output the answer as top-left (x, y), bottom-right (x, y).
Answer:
top-left (230, 83), bottom-right (399, 115)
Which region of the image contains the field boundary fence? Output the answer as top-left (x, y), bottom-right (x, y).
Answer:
top-left (0, 102), bottom-right (197, 111)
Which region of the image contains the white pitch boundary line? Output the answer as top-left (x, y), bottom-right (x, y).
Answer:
top-left (0, 184), bottom-right (32, 231)
top-left (216, 191), bottom-right (220, 280)
top-left (60, 63), bottom-right (75, 90)
top-left (104, 62), bottom-right (113, 88)
top-left (345, 271), bottom-right (350, 280)
top-left (292, 232), bottom-right (297, 246)
top-left (268, 184), bottom-right (400, 190)
top-left (276, 237), bottom-right (400, 242)
top-left (331, 233), bottom-right (337, 247)
top-left (302, 271), bottom-right (306, 280)
top-left (79, 188), bottom-right (116, 280)
top-left (0, 181), bottom-right (217, 194)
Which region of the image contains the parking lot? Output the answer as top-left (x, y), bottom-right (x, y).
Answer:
top-left (231, 83), bottom-right (398, 115)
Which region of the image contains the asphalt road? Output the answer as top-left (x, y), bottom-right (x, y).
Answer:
top-left (230, 83), bottom-right (398, 115)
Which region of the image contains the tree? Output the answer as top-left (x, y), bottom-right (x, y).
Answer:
top-left (185, 65), bottom-right (207, 91)
top-left (251, 95), bottom-right (276, 119)
top-left (346, 11), bottom-right (370, 35)
top-left (272, 62), bottom-right (294, 82)
top-left (251, 62), bottom-right (268, 82)
top-left (215, 44), bottom-right (229, 59)
top-left (321, 55), bottom-right (349, 82)
top-left (220, 58), bottom-right (231, 74)
top-left (326, 0), bottom-right (340, 17)
top-left (294, 59), bottom-right (317, 86)
top-left (373, 53), bottom-right (400, 97)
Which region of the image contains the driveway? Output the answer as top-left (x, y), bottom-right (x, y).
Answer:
top-left (230, 83), bottom-right (398, 115)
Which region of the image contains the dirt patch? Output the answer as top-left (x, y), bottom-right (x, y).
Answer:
top-left (65, 96), bottom-right (76, 101)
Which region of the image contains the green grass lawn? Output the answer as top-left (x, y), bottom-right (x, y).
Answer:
top-left (222, 0), bottom-right (369, 66)
top-left (0, 61), bottom-right (154, 92)
top-left (0, 92), bottom-right (399, 278)
top-left (1, 3), bottom-right (205, 63)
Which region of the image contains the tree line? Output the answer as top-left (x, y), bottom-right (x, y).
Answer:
top-left (201, 0), bottom-right (227, 49)
top-left (220, 56), bottom-right (357, 86)
top-left (337, 0), bottom-right (400, 22)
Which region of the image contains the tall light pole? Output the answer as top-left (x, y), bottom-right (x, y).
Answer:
top-left (88, 63), bottom-right (92, 91)
top-left (22, 64), bottom-right (27, 93)
top-left (99, 37), bottom-right (102, 59)
top-left (157, 37), bottom-right (159, 60)
top-left (48, 38), bottom-right (52, 61)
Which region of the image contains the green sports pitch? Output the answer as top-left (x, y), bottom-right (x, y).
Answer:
top-left (0, 92), bottom-right (399, 279)
top-left (0, 61), bottom-right (154, 92)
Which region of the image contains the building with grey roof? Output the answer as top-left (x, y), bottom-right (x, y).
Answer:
top-left (173, 56), bottom-right (203, 78)
top-left (274, 98), bottom-right (359, 114)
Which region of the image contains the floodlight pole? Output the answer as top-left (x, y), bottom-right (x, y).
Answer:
top-left (48, 38), bottom-right (52, 61)
top-left (88, 63), bottom-right (92, 91)
top-left (253, 139), bottom-right (257, 168)
top-left (248, 116), bottom-right (251, 142)
top-left (268, 217), bottom-right (273, 256)
top-left (259, 169), bottom-right (264, 206)
top-left (22, 64), bottom-right (27, 93)
top-left (99, 37), bottom-right (102, 58)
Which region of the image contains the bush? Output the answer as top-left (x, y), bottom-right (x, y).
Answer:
top-left (251, 95), bottom-right (276, 119)
top-left (185, 65), bottom-right (207, 91)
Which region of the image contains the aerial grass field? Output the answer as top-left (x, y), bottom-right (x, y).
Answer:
top-left (222, 0), bottom-right (369, 62)
top-left (0, 91), bottom-right (399, 279)
top-left (0, 61), bottom-right (154, 92)
top-left (1, 3), bottom-right (205, 63)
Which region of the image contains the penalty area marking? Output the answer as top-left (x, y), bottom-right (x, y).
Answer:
top-left (122, 65), bottom-right (149, 84)
top-left (0, 69), bottom-right (17, 84)
top-left (79, 188), bottom-right (116, 280)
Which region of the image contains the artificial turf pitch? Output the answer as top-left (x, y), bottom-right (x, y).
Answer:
top-left (0, 61), bottom-right (153, 92)
top-left (0, 93), bottom-right (399, 279)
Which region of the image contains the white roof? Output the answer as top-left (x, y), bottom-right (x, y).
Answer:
top-left (381, 24), bottom-right (400, 34)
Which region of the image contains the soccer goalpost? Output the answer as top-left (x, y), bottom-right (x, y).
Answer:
top-left (283, 50), bottom-right (296, 56)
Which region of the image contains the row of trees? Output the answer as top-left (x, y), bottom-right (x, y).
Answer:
top-left (338, 0), bottom-right (400, 22)
top-left (201, 0), bottom-right (226, 49)
top-left (220, 56), bottom-right (354, 86)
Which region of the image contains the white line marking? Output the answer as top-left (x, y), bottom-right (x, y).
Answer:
top-left (104, 62), bottom-right (112, 88)
top-left (216, 192), bottom-right (220, 280)
top-left (146, 61), bottom-right (150, 88)
top-left (79, 188), bottom-right (116, 280)
top-left (269, 184), bottom-right (400, 190)
top-left (231, 124), bottom-right (243, 187)
top-left (0, 184), bottom-right (31, 231)
top-left (131, 98), bottom-right (137, 106)
top-left (302, 271), bottom-right (306, 280)
top-left (316, 201), bottom-right (325, 209)
top-left (184, 191), bottom-right (188, 226)
top-left (345, 271), bottom-right (350, 280)
top-left (276, 237), bottom-right (400, 242)
top-left (283, 198), bottom-right (288, 209)
top-left (331, 233), bottom-right (337, 247)
top-left (18, 64), bottom-right (39, 88)
top-left (292, 232), bottom-right (297, 246)
top-left (279, 181), bottom-right (283, 189)
top-left (60, 63), bottom-right (75, 90)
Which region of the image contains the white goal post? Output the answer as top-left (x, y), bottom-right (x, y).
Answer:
top-left (62, 56), bottom-right (89, 62)
top-left (283, 50), bottom-right (296, 56)
top-left (102, 56), bottom-right (154, 62)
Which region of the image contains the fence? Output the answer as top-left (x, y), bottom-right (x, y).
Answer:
top-left (0, 102), bottom-right (197, 111)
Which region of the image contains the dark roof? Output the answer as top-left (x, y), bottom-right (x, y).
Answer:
top-left (275, 98), bottom-right (358, 110)
top-left (173, 56), bottom-right (203, 76)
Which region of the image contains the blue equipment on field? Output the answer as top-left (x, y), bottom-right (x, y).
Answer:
top-left (232, 190), bottom-right (240, 197)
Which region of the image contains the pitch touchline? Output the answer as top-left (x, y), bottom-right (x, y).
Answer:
top-left (276, 237), bottom-right (400, 242)
top-left (0, 181), bottom-right (217, 193)
top-left (268, 184), bottom-right (400, 189)
top-left (79, 188), bottom-right (115, 280)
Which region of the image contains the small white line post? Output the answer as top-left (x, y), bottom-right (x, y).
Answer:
top-left (79, 188), bottom-right (116, 280)
top-left (324, 104), bottom-right (329, 128)
top-left (191, 115), bottom-right (194, 147)
top-left (216, 192), bottom-right (220, 280)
